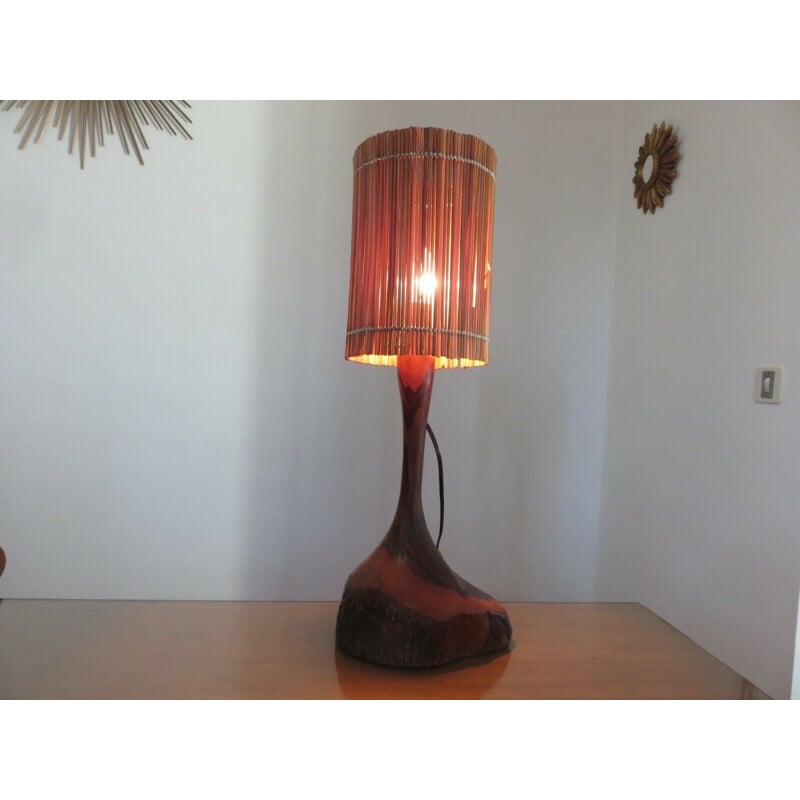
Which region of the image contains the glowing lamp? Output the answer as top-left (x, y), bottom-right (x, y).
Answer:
top-left (336, 127), bottom-right (512, 667)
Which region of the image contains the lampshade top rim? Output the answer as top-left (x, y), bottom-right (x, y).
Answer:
top-left (353, 126), bottom-right (496, 173)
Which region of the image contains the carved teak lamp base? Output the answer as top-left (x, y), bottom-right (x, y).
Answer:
top-left (336, 356), bottom-right (512, 668)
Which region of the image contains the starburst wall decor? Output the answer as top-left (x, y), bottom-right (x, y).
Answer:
top-left (632, 121), bottom-right (680, 214)
top-left (0, 100), bottom-right (192, 169)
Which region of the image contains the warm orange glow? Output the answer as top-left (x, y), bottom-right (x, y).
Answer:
top-left (348, 354), bottom-right (486, 369)
top-left (347, 545), bottom-right (506, 621)
top-left (416, 271), bottom-right (437, 299)
top-left (345, 127), bottom-right (496, 369)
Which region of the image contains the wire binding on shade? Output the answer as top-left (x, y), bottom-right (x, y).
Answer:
top-left (355, 151), bottom-right (496, 180)
top-left (345, 127), bottom-right (496, 369)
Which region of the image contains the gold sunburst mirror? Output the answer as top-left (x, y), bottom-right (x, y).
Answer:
top-left (633, 121), bottom-right (680, 214)
top-left (0, 100), bottom-right (192, 169)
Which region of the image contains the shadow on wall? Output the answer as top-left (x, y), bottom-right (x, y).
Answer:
top-left (474, 358), bottom-right (567, 601)
top-left (241, 103), bottom-right (398, 601)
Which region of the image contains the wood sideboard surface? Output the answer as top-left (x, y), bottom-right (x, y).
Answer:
top-left (0, 600), bottom-right (769, 699)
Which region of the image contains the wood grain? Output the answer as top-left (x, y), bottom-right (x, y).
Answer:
top-left (0, 601), bottom-right (768, 699)
top-left (336, 355), bottom-right (511, 667)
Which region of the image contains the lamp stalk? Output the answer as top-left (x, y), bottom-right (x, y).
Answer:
top-left (336, 355), bottom-right (511, 667)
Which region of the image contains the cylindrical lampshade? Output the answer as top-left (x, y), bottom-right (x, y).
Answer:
top-left (345, 127), bottom-right (496, 369)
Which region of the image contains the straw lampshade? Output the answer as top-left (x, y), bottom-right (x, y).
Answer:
top-left (345, 127), bottom-right (496, 369)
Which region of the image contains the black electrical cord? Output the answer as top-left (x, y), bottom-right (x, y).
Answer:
top-left (426, 423), bottom-right (445, 549)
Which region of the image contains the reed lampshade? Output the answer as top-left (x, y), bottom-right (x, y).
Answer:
top-left (345, 127), bottom-right (496, 369)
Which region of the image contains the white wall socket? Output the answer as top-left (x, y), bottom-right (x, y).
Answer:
top-left (754, 366), bottom-right (783, 404)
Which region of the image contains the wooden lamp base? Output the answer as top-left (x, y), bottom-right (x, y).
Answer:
top-left (336, 355), bottom-right (512, 668)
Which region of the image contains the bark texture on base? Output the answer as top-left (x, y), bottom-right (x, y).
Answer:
top-left (336, 584), bottom-right (512, 668)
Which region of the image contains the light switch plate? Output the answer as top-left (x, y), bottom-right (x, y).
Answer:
top-left (754, 366), bottom-right (783, 404)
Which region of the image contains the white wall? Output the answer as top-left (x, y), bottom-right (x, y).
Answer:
top-left (596, 101), bottom-right (800, 699)
top-left (0, 101), bottom-right (622, 603)
top-left (793, 591), bottom-right (800, 699)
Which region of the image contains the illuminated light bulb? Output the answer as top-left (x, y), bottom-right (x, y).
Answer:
top-left (417, 271), bottom-right (437, 298)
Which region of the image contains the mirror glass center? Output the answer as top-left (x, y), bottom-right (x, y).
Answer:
top-left (641, 154), bottom-right (655, 183)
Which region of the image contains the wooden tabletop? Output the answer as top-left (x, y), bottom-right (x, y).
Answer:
top-left (0, 600), bottom-right (767, 699)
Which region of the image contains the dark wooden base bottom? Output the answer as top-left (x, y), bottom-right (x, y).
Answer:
top-left (336, 584), bottom-right (512, 668)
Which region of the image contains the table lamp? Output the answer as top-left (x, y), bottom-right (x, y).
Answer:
top-left (335, 127), bottom-right (512, 668)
